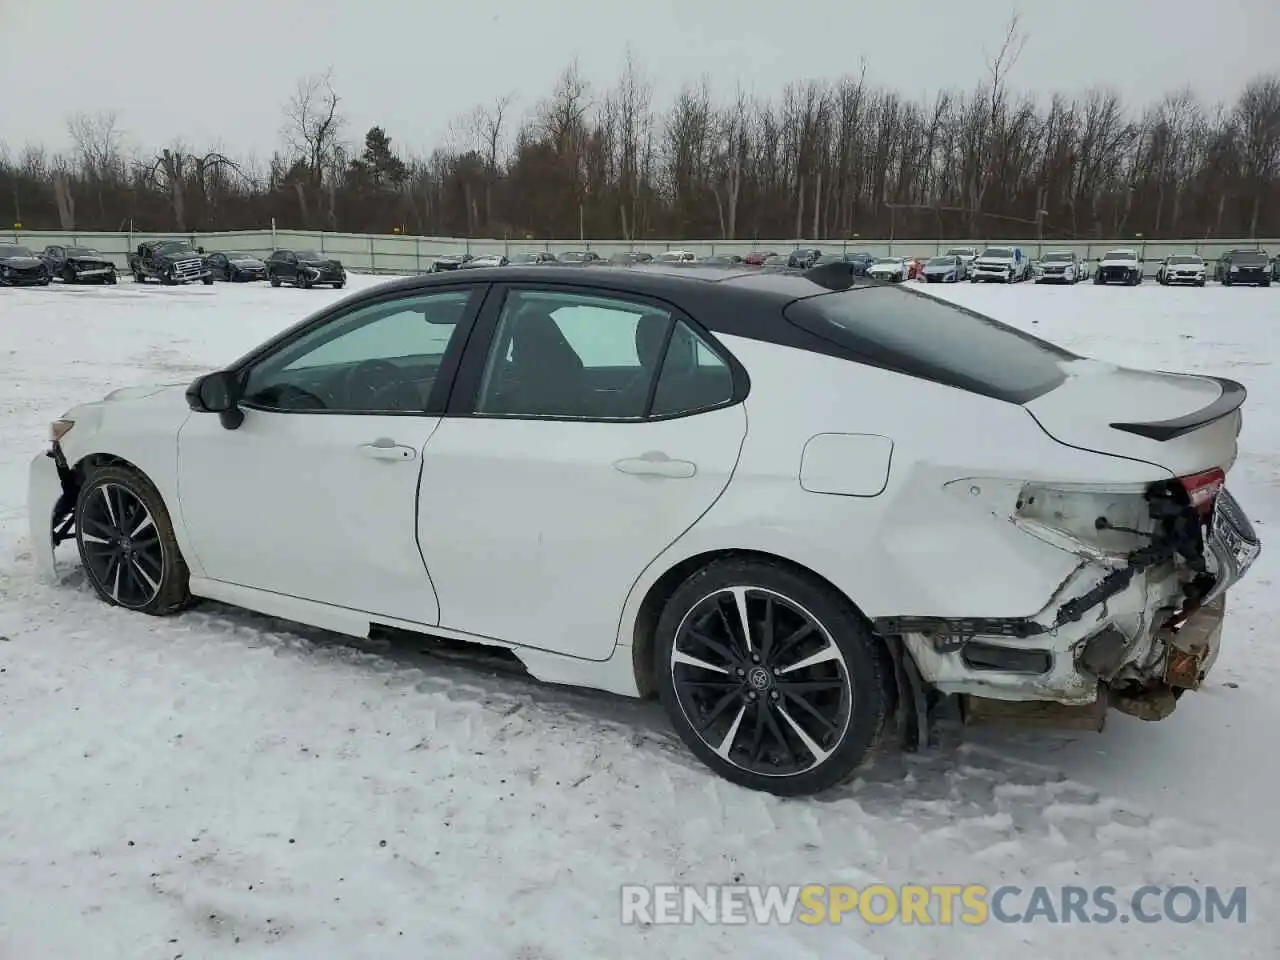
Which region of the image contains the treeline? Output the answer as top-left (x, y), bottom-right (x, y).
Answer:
top-left (3, 26), bottom-right (1280, 241)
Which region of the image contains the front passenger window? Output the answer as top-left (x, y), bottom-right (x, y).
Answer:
top-left (241, 289), bottom-right (475, 413)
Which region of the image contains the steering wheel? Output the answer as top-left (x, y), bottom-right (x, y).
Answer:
top-left (343, 359), bottom-right (408, 410)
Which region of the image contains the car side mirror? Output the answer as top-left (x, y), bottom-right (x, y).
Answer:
top-left (186, 370), bottom-right (245, 429)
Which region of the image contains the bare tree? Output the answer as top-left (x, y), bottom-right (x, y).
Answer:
top-left (283, 69), bottom-right (346, 184)
top-left (1233, 74), bottom-right (1280, 237)
top-left (67, 110), bottom-right (125, 223)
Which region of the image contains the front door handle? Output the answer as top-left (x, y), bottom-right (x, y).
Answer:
top-left (612, 451), bottom-right (697, 479)
top-left (358, 438), bottom-right (417, 461)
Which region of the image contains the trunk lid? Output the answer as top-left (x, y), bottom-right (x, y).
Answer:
top-left (1024, 359), bottom-right (1243, 478)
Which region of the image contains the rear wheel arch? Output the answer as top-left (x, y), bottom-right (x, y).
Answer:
top-left (629, 547), bottom-right (887, 698)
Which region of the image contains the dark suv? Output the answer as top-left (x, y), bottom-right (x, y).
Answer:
top-left (1215, 248), bottom-right (1271, 286)
top-left (787, 248), bottom-right (822, 268)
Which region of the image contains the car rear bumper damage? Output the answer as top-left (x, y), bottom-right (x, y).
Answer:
top-left (875, 487), bottom-right (1261, 726)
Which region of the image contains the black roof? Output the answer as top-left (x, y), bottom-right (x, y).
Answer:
top-left (372, 261), bottom-right (867, 302)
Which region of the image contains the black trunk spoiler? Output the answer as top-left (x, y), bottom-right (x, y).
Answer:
top-left (1110, 376), bottom-right (1246, 441)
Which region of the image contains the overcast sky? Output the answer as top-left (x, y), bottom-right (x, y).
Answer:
top-left (1, 0), bottom-right (1276, 160)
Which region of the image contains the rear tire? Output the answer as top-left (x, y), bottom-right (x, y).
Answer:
top-left (654, 557), bottom-right (891, 796)
top-left (74, 464), bottom-right (193, 616)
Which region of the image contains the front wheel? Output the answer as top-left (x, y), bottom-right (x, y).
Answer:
top-left (201, 276), bottom-right (214, 285)
top-left (270, 275), bottom-right (281, 288)
top-left (74, 464), bottom-right (193, 615)
top-left (655, 558), bottom-right (891, 796)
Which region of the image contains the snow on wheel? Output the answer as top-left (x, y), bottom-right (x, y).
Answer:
top-left (655, 558), bottom-right (890, 795)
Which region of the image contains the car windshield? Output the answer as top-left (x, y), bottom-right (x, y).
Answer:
top-left (1043, 253), bottom-right (1073, 262)
top-left (982, 248), bottom-right (1013, 258)
top-left (944, 249), bottom-right (974, 256)
top-left (225, 251), bottom-right (257, 260)
top-left (1105, 250), bottom-right (1137, 261)
top-left (1168, 256), bottom-right (1201, 264)
top-left (927, 257), bottom-right (957, 267)
top-left (510, 253), bottom-right (542, 263)
top-left (558, 252), bottom-right (588, 261)
top-left (66, 247), bottom-right (100, 257)
top-left (295, 250), bottom-right (324, 260)
top-left (874, 258), bottom-right (901, 265)
top-left (0, 245), bottom-right (34, 258)
top-left (786, 286), bottom-right (1075, 404)
top-left (156, 241), bottom-right (195, 254)
top-left (816, 254), bottom-right (846, 264)
top-left (1231, 252), bottom-right (1267, 264)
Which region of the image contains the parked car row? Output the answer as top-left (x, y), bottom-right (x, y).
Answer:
top-left (0, 240), bottom-right (348, 289)
top-left (5, 240), bottom-right (1276, 290)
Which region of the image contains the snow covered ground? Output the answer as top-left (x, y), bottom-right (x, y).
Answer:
top-left (1, 274), bottom-right (1276, 959)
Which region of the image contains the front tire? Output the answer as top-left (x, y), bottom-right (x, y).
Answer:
top-left (74, 464), bottom-right (192, 615)
top-left (655, 558), bottom-right (891, 796)
top-left (270, 275), bottom-right (281, 288)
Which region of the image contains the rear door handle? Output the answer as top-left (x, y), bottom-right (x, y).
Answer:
top-left (358, 438), bottom-right (417, 461)
top-left (612, 451), bottom-right (697, 479)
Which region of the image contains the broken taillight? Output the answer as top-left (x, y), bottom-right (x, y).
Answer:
top-left (1177, 468), bottom-right (1225, 517)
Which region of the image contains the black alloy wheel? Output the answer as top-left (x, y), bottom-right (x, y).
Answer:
top-left (74, 465), bottom-right (192, 614)
top-left (656, 559), bottom-right (890, 795)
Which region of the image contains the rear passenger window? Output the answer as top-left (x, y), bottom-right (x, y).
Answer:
top-left (473, 287), bottom-right (737, 420)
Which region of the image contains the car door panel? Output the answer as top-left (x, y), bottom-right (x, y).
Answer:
top-left (418, 407), bottom-right (746, 658)
top-left (177, 411), bottom-right (443, 624)
top-left (416, 282), bottom-right (749, 660)
top-left (175, 283), bottom-right (484, 627)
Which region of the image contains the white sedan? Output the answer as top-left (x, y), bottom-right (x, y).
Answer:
top-left (29, 263), bottom-right (1262, 795)
top-left (866, 257), bottom-right (910, 282)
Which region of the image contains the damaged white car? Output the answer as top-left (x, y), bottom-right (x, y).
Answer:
top-left (28, 263), bottom-right (1261, 795)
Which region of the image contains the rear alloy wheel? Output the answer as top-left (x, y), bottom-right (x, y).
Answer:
top-left (75, 465), bottom-right (192, 615)
top-left (656, 559), bottom-right (890, 795)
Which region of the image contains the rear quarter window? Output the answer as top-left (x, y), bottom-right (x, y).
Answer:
top-left (784, 287), bottom-right (1075, 404)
